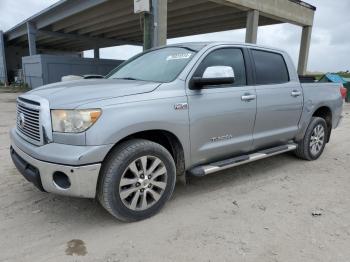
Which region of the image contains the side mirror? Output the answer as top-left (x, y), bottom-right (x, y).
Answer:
top-left (190, 66), bottom-right (235, 89)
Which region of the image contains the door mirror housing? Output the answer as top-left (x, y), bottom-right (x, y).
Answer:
top-left (190, 66), bottom-right (235, 89)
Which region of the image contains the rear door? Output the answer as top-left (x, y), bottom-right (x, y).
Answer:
top-left (250, 49), bottom-right (303, 150)
top-left (187, 47), bottom-right (257, 165)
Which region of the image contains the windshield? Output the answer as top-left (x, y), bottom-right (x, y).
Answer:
top-left (107, 47), bottom-right (197, 83)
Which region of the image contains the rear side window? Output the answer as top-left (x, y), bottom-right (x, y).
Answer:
top-left (193, 48), bottom-right (247, 87)
top-left (252, 50), bottom-right (289, 85)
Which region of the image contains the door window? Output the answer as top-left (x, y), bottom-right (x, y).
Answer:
top-left (252, 50), bottom-right (289, 85)
top-left (193, 48), bottom-right (247, 87)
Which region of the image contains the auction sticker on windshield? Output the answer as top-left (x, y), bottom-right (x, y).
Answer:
top-left (166, 53), bottom-right (192, 61)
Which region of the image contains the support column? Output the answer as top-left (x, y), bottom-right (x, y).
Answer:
top-left (26, 22), bottom-right (37, 56)
top-left (143, 12), bottom-right (153, 50)
top-left (245, 10), bottom-right (259, 44)
top-left (152, 0), bottom-right (167, 47)
top-left (0, 31), bottom-right (8, 85)
top-left (94, 48), bottom-right (100, 59)
top-left (143, 0), bottom-right (167, 50)
top-left (298, 26), bottom-right (312, 76)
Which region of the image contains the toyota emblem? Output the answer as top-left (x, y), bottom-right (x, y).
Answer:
top-left (19, 113), bottom-right (25, 128)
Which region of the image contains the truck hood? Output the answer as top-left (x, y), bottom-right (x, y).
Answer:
top-left (27, 79), bottom-right (161, 108)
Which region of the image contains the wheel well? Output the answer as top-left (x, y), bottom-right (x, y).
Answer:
top-left (107, 130), bottom-right (186, 177)
top-left (312, 106), bottom-right (332, 142)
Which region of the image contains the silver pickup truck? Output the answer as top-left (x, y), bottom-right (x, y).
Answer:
top-left (10, 42), bottom-right (343, 221)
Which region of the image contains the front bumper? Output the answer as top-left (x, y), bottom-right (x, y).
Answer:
top-left (9, 129), bottom-right (113, 198)
top-left (11, 142), bottom-right (101, 198)
top-left (11, 146), bottom-right (45, 192)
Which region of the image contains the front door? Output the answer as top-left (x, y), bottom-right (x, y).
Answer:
top-left (187, 47), bottom-right (257, 165)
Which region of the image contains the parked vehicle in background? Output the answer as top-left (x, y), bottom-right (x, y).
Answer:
top-left (344, 80), bottom-right (350, 103)
top-left (10, 42), bottom-right (343, 221)
top-left (61, 74), bottom-right (105, 82)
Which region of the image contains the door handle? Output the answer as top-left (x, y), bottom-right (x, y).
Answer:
top-left (241, 94), bottom-right (256, 102)
top-left (291, 90), bottom-right (302, 97)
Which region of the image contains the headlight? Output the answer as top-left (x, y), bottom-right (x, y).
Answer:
top-left (51, 109), bottom-right (101, 133)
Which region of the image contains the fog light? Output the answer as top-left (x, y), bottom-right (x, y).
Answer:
top-left (53, 171), bottom-right (71, 189)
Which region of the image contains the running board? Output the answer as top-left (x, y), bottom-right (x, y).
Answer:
top-left (189, 144), bottom-right (297, 177)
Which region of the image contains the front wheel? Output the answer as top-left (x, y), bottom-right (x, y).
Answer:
top-left (295, 117), bottom-right (328, 161)
top-left (98, 139), bottom-right (176, 222)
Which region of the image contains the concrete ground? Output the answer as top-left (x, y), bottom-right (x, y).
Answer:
top-left (0, 92), bottom-right (349, 262)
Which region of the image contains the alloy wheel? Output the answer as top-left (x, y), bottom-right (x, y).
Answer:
top-left (310, 124), bottom-right (325, 156)
top-left (119, 155), bottom-right (168, 211)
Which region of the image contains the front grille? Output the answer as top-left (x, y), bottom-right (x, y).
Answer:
top-left (16, 100), bottom-right (41, 143)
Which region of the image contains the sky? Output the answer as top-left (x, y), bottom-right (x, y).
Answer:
top-left (0, 0), bottom-right (349, 73)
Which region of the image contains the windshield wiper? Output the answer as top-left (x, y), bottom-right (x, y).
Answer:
top-left (114, 77), bottom-right (139, 80)
top-left (182, 47), bottom-right (198, 52)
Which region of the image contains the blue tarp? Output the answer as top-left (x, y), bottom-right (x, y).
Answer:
top-left (322, 73), bottom-right (347, 84)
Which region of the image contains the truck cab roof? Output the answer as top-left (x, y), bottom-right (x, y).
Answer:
top-left (167, 41), bottom-right (287, 54)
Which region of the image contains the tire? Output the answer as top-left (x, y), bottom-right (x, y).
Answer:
top-left (98, 139), bottom-right (176, 222)
top-left (295, 117), bottom-right (328, 161)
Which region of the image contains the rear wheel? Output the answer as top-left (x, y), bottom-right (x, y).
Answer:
top-left (98, 139), bottom-right (176, 222)
top-left (295, 117), bottom-right (327, 160)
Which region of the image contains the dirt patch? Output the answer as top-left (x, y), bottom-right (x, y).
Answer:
top-left (65, 239), bottom-right (87, 256)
